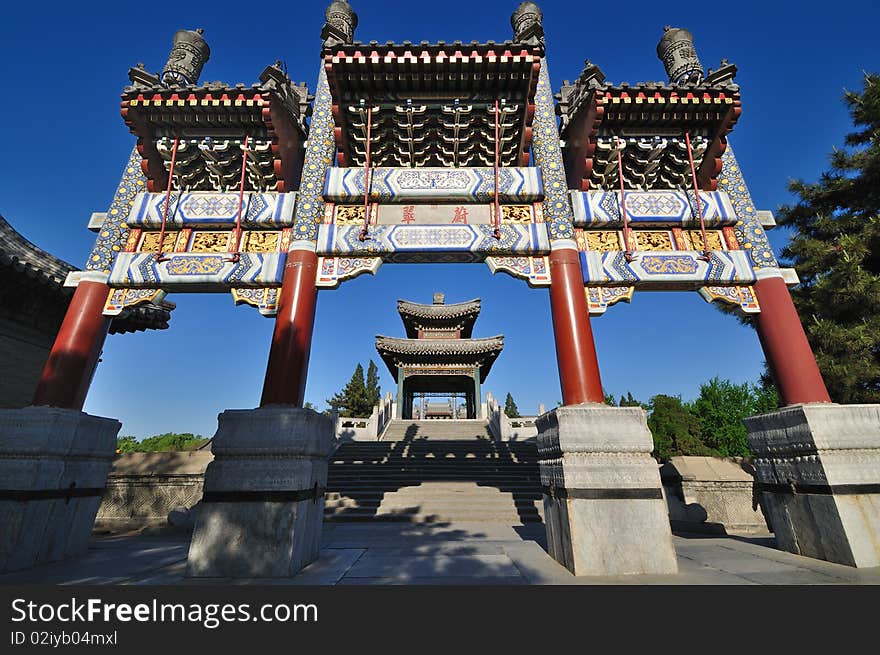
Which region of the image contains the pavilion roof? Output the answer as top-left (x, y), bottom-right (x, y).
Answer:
top-left (0, 215), bottom-right (173, 334)
top-left (397, 298), bottom-right (481, 338)
top-left (375, 335), bottom-right (504, 382)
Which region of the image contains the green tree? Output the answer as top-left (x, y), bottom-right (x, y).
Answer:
top-left (646, 395), bottom-right (716, 461)
top-left (116, 435), bottom-right (138, 453)
top-left (365, 360), bottom-right (382, 409)
top-left (504, 393), bottom-right (521, 418)
top-left (776, 72), bottom-right (880, 403)
top-left (618, 391), bottom-right (643, 408)
top-left (690, 379), bottom-right (754, 457)
top-left (328, 363), bottom-right (373, 417)
top-left (115, 432), bottom-right (208, 452)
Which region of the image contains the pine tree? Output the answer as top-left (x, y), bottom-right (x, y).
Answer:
top-left (504, 393), bottom-right (521, 418)
top-left (365, 360), bottom-right (382, 409)
top-left (328, 363), bottom-right (372, 417)
top-left (776, 72), bottom-right (880, 403)
top-left (646, 395), bottom-right (717, 461)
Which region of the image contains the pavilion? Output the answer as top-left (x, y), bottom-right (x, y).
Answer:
top-left (375, 293), bottom-right (503, 419)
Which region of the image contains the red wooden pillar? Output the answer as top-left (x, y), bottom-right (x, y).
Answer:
top-left (260, 248), bottom-right (319, 406)
top-left (548, 246), bottom-right (605, 405)
top-left (753, 275), bottom-right (831, 405)
top-left (32, 280), bottom-right (112, 410)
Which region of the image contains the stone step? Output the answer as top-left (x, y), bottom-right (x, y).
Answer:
top-left (323, 509), bottom-right (544, 523)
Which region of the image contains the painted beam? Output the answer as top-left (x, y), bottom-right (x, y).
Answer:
top-left (323, 167), bottom-right (543, 203)
top-left (570, 189), bottom-right (737, 227)
top-left (579, 249), bottom-right (755, 286)
top-left (316, 223), bottom-right (550, 261)
top-left (108, 252), bottom-right (286, 288)
top-left (126, 191), bottom-right (296, 228)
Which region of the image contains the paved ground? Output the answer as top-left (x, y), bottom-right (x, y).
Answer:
top-left (3, 523), bottom-right (880, 585)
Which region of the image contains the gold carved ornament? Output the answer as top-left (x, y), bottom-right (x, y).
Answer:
top-left (633, 231), bottom-right (674, 250)
top-left (687, 230), bottom-right (724, 251)
top-left (585, 231), bottom-right (622, 252)
top-left (140, 231), bottom-right (180, 252)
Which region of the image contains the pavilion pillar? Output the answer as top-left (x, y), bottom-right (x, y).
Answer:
top-left (473, 368), bottom-right (482, 419)
top-left (752, 273), bottom-right (831, 406)
top-left (260, 248), bottom-right (319, 406)
top-left (396, 369), bottom-right (405, 419)
top-left (32, 279), bottom-right (112, 411)
top-left (547, 244), bottom-right (605, 405)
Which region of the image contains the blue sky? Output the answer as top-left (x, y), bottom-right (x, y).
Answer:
top-left (0, 0), bottom-right (876, 437)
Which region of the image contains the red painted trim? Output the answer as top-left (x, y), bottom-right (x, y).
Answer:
top-left (32, 281), bottom-right (112, 410)
top-left (753, 276), bottom-right (831, 405)
top-left (548, 247), bottom-right (604, 404)
top-left (260, 249), bottom-right (319, 406)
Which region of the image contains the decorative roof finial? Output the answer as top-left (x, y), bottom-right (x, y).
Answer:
top-left (656, 26), bottom-right (703, 85)
top-left (161, 28), bottom-right (210, 86)
top-left (433, 293), bottom-right (446, 305)
top-left (511, 2), bottom-right (544, 49)
top-left (321, 1), bottom-right (358, 49)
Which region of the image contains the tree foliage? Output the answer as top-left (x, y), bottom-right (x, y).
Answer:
top-left (116, 432), bottom-right (208, 452)
top-left (328, 362), bottom-right (381, 417)
top-left (504, 393), bottom-right (521, 418)
top-left (365, 360), bottom-right (382, 409)
top-left (776, 72), bottom-right (880, 403)
top-left (691, 377), bottom-right (777, 457)
top-left (647, 395), bottom-right (717, 461)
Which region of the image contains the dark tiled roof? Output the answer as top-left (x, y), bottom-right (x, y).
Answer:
top-left (0, 215), bottom-right (173, 334)
top-left (376, 335), bottom-right (503, 355)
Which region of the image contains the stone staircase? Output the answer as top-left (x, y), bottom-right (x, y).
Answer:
top-left (379, 419), bottom-right (494, 441)
top-left (325, 420), bottom-right (544, 524)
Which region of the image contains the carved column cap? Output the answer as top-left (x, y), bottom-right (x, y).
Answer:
top-left (656, 25), bottom-right (703, 85)
top-left (510, 2), bottom-right (545, 48)
top-left (161, 28), bottom-right (211, 86)
top-left (321, 1), bottom-right (358, 49)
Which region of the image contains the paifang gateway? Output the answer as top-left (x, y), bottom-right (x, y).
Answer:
top-left (2, 2), bottom-right (879, 579)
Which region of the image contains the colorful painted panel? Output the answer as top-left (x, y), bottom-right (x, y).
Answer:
top-left (86, 147), bottom-right (145, 273)
top-left (719, 145), bottom-right (779, 270)
top-left (532, 58), bottom-right (576, 242)
top-left (108, 252), bottom-right (285, 288)
top-left (570, 190), bottom-right (737, 227)
top-left (103, 288), bottom-right (167, 316)
top-left (586, 286), bottom-right (635, 315)
top-left (580, 250), bottom-right (755, 285)
top-left (126, 191), bottom-right (296, 228)
top-left (230, 287), bottom-right (281, 316)
top-left (485, 256), bottom-right (551, 287)
top-left (323, 167), bottom-right (543, 203)
top-left (316, 223), bottom-right (550, 261)
top-left (315, 256), bottom-right (383, 288)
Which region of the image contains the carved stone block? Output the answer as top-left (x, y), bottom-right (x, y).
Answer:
top-left (745, 403), bottom-right (880, 567)
top-left (0, 407), bottom-right (121, 572)
top-left (536, 404), bottom-right (677, 575)
top-left (186, 406), bottom-right (334, 578)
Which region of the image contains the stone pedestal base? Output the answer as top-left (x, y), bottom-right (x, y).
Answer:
top-left (745, 403), bottom-right (880, 568)
top-left (186, 406), bottom-right (334, 578)
top-left (537, 405), bottom-right (677, 576)
top-left (0, 407), bottom-right (121, 573)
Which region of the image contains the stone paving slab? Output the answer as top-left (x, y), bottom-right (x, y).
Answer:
top-left (2, 523), bottom-right (880, 586)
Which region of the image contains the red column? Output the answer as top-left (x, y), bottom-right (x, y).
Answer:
top-left (32, 280), bottom-right (112, 410)
top-left (753, 275), bottom-right (831, 405)
top-left (548, 246), bottom-right (605, 405)
top-left (260, 248), bottom-right (319, 406)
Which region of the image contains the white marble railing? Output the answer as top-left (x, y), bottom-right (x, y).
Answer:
top-left (334, 392), bottom-right (395, 442)
top-left (486, 392), bottom-right (540, 441)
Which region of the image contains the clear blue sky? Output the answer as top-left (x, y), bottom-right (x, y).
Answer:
top-left (0, 0), bottom-right (876, 438)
